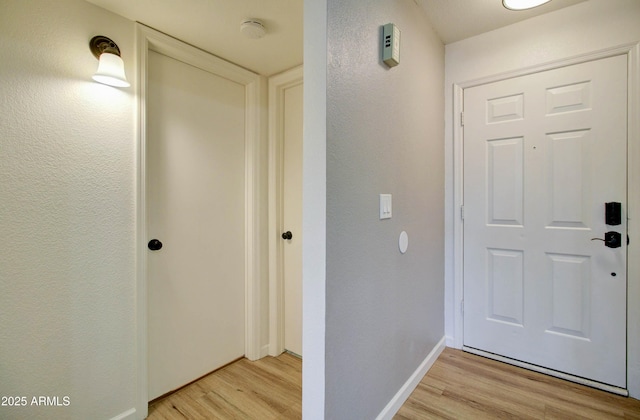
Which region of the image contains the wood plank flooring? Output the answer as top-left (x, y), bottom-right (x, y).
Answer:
top-left (147, 348), bottom-right (640, 419)
top-left (147, 353), bottom-right (301, 419)
top-left (395, 348), bottom-right (640, 419)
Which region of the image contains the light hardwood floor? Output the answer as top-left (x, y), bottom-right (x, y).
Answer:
top-left (147, 353), bottom-right (302, 419)
top-left (147, 348), bottom-right (640, 419)
top-left (396, 348), bottom-right (640, 419)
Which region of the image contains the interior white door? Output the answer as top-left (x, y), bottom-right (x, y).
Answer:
top-left (463, 55), bottom-right (627, 388)
top-left (147, 50), bottom-right (246, 400)
top-left (283, 82), bottom-right (303, 356)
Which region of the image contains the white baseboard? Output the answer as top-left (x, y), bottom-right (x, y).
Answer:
top-left (375, 336), bottom-right (446, 420)
top-left (261, 344), bottom-right (270, 358)
top-left (445, 335), bottom-right (456, 348)
top-left (109, 407), bottom-right (137, 420)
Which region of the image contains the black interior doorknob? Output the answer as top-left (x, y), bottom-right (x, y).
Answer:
top-left (282, 231), bottom-right (292, 240)
top-left (591, 231), bottom-right (622, 248)
top-left (148, 239), bottom-right (163, 251)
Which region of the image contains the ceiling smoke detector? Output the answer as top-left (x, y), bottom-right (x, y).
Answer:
top-left (241, 19), bottom-right (266, 39)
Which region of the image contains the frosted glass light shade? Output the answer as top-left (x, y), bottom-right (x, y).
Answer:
top-left (503, 0), bottom-right (552, 10)
top-left (92, 53), bottom-right (130, 87)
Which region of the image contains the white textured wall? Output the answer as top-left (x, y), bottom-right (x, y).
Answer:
top-left (0, 1), bottom-right (137, 418)
top-left (324, 0), bottom-right (444, 417)
top-left (444, 0), bottom-right (640, 398)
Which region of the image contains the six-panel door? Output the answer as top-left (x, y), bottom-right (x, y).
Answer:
top-left (463, 55), bottom-right (627, 388)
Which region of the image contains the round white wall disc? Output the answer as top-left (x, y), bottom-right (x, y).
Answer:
top-left (399, 231), bottom-right (408, 254)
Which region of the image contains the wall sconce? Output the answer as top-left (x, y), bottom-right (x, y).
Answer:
top-left (89, 35), bottom-right (130, 88)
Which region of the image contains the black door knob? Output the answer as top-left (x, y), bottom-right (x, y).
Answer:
top-left (591, 231), bottom-right (622, 248)
top-left (148, 239), bottom-right (163, 251)
top-left (282, 231), bottom-right (292, 240)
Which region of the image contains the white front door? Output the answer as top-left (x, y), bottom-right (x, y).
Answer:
top-left (147, 50), bottom-right (246, 400)
top-left (463, 54), bottom-right (627, 388)
top-left (283, 82), bottom-right (303, 357)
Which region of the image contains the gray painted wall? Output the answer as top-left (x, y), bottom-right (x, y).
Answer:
top-left (325, 0), bottom-right (445, 417)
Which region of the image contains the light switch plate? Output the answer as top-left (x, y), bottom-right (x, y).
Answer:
top-left (380, 194), bottom-right (392, 219)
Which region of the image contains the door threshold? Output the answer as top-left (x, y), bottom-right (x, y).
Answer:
top-left (462, 346), bottom-right (628, 397)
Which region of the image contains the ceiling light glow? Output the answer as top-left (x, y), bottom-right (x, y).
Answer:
top-left (503, 0), bottom-right (552, 10)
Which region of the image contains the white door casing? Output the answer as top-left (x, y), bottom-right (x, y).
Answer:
top-left (463, 54), bottom-right (627, 389)
top-left (136, 24), bottom-right (265, 416)
top-left (283, 81), bottom-right (303, 356)
top-left (269, 66), bottom-right (303, 357)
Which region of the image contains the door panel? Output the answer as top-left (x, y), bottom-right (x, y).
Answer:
top-left (547, 130), bottom-right (591, 228)
top-left (463, 55), bottom-right (627, 388)
top-left (487, 137), bottom-right (524, 225)
top-left (546, 253), bottom-right (590, 337)
top-left (147, 50), bottom-right (246, 400)
top-left (487, 248), bottom-right (524, 325)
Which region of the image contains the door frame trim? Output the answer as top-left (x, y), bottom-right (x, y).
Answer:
top-left (135, 23), bottom-right (266, 416)
top-left (451, 42), bottom-right (640, 396)
top-left (268, 65), bottom-right (303, 356)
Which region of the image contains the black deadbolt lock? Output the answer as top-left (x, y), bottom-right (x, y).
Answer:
top-left (148, 239), bottom-right (163, 251)
top-left (282, 231), bottom-right (293, 240)
top-left (605, 202), bottom-right (622, 226)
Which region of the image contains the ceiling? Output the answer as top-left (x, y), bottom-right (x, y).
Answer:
top-left (417, 0), bottom-right (586, 44)
top-left (86, 0), bottom-right (586, 76)
top-left (87, 0), bottom-right (303, 76)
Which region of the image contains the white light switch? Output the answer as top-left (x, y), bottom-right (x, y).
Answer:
top-left (380, 194), bottom-right (392, 219)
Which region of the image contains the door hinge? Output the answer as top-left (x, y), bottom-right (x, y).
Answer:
top-left (460, 205), bottom-right (465, 220)
top-left (460, 111), bottom-right (465, 126)
top-left (461, 299), bottom-right (464, 315)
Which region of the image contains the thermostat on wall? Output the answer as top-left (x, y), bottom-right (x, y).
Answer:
top-left (382, 23), bottom-right (400, 67)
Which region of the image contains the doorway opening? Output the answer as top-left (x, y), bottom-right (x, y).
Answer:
top-left (136, 23), bottom-right (265, 416)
